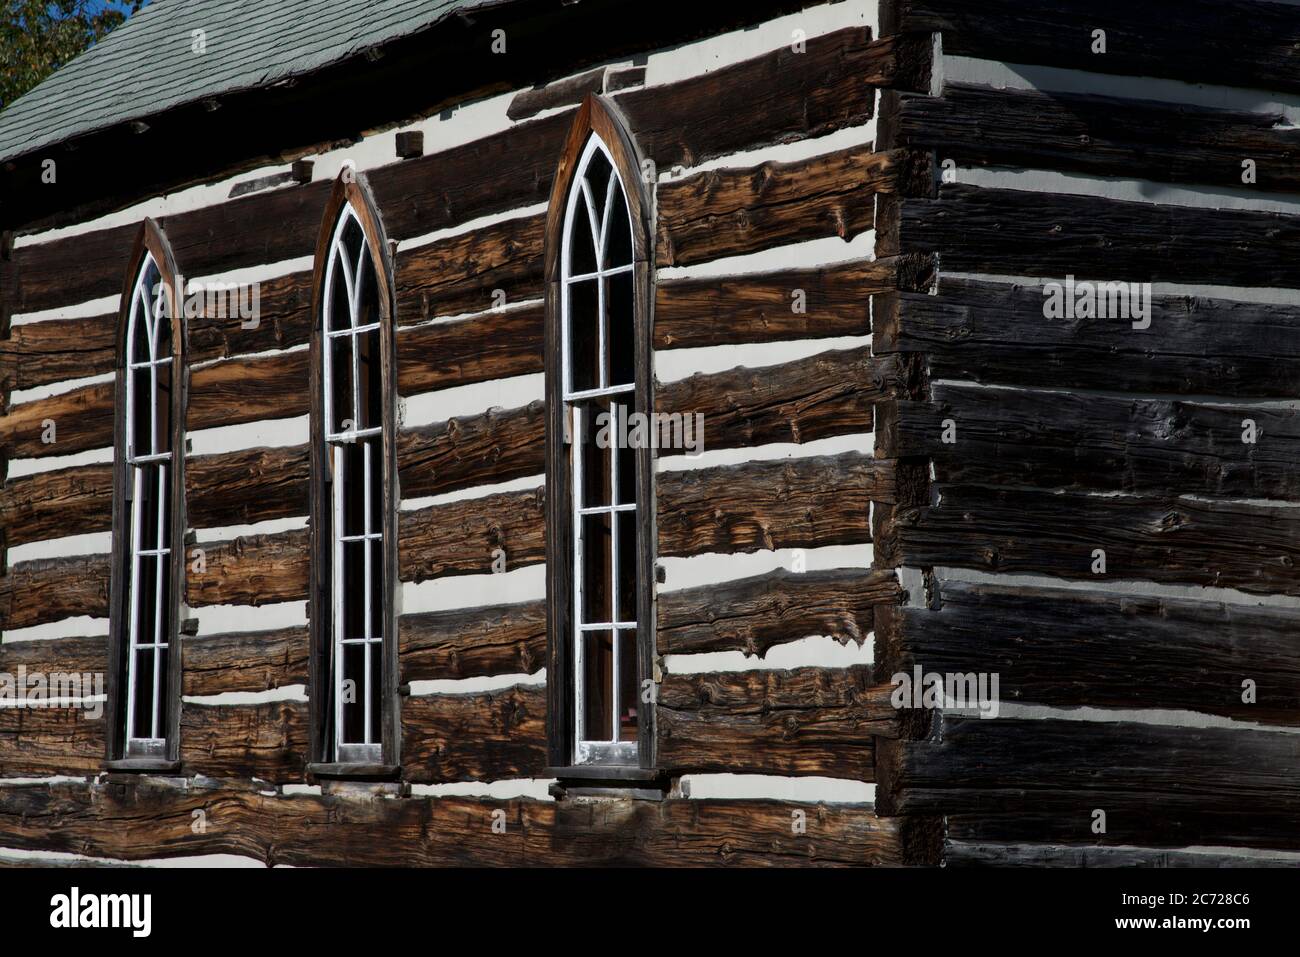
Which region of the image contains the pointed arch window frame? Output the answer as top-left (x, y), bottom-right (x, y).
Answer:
top-left (306, 173), bottom-right (401, 776)
top-left (544, 95), bottom-right (659, 777)
top-left (106, 219), bottom-right (186, 769)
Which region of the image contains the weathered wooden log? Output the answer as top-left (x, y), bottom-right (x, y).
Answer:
top-left (657, 452), bottom-right (889, 557)
top-left (182, 627), bottom-right (309, 697)
top-left (0, 633), bottom-right (106, 676)
top-left (876, 579), bottom-right (1300, 726)
top-left (398, 485), bottom-right (547, 584)
top-left (0, 708), bottom-right (104, 778)
top-left (397, 401), bottom-right (546, 502)
top-left (187, 350), bottom-right (310, 429)
top-left (0, 461), bottom-right (113, 547)
top-left (187, 445), bottom-right (309, 529)
top-left (184, 528), bottom-right (310, 608)
top-left (402, 684), bottom-right (546, 782)
top-left (657, 567), bottom-right (902, 657)
top-left (0, 314), bottom-right (116, 393)
top-left (895, 382), bottom-right (1300, 499)
top-left (507, 67), bottom-right (605, 121)
top-left (0, 380), bottom-right (114, 459)
top-left (399, 600), bottom-right (547, 683)
top-left (657, 666), bottom-right (896, 778)
top-left (877, 713), bottom-right (1300, 850)
top-left (889, 184), bottom-right (1300, 288)
top-left (898, 83), bottom-right (1300, 194)
top-left (882, 483), bottom-right (1300, 595)
top-left (874, 276), bottom-right (1300, 399)
top-left (945, 841), bottom-right (1300, 868)
top-left (179, 700), bottom-right (308, 783)
top-left (655, 147), bottom-right (915, 268)
top-left (885, 0), bottom-right (1300, 95)
top-left (0, 552), bottom-right (112, 630)
top-left (0, 776), bottom-right (935, 866)
top-left (397, 304), bottom-right (543, 392)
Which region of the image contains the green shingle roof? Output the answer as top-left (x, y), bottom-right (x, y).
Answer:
top-left (0, 0), bottom-right (501, 163)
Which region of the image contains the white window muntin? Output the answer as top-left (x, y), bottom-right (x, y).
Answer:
top-left (561, 134), bottom-right (641, 765)
top-left (321, 205), bottom-right (384, 763)
top-left (123, 254), bottom-right (171, 755)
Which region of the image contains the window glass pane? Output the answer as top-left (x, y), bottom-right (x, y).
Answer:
top-left (327, 253), bottom-right (352, 331)
top-left (615, 406), bottom-right (637, 506)
top-left (329, 334), bottom-right (353, 433)
top-left (136, 465), bottom-right (161, 553)
top-left (579, 400), bottom-right (611, 508)
top-left (580, 513), bottom-right (612, 625)
top-left (153, 464), bottom-right (170, 551)
top-left (131, 647), bottom-right (155, 739)
top-left (340, 441), bottom-right (367, 538)
top-left (616, 509), bottom-right (638, 624)
top-left (567, 278), bottom-right (599, 393)
top-left (357, 326), bottom-right (382, 431)
top-left (367, 641), bottom-right (382, 745)
top-left (133, 553), bottom-right (158, 643)
top-left (584, 149), bottom-right (613, 227)
top-left (606, 270), bottom-right (635, 387)
top-left (368, 538), bottom-right (384, 642)
top-left (341, 641), bottom-right (368, 745)
top-left (155, 644), bottom-right (170, 738)
top-left (341, 539), bottom-right (366, 639)
top-left (604, 182), bottom-right (632, 269)
top-left (581, 629), bottom-right (613, 742)
top-left (130, 365), bottom-right (151, 457)
top-left (365, 437), bottom-right (384, 537)
top-left (154, 358), bottom-right (172, 456)
top-left (618, 629), bottom-right (638, 742)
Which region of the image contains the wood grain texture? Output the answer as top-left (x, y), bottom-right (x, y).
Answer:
top-left (182, 627), bottom-right (309, 697)
top-left (179, 700), bottom-right (308, 783)
top-left (0, 777), bottom-right (934, 866)
top-left (658, 666), bottom-right (896, 778)
top-left (877, 713), bottom-right (1300, 850)
top-left (874, 276), bottom-right (1300, 399)
top-left (886, 0), bottom-right (1300, 95)
top-left (0, 460), bottom-right (112, 547)
top-left (898, 82), bottom-right (1300, 193)
top-left (890, 184), bottom-right (1300, 288)
top-left (882, 483), bottom-right (1300, 595)
top-left (402, 684), bottom-right (546, 782)
top-left (895, 382), bottom-right (1300, 499)
top-left (0, 708), bottom-right (104, 778)
top-left (657, 567), bottom-right (902, 657)
top-left (400, 599), bottom-right (546, 683)
top-left (187, 445), bottom-right (309, 529)
top-left (0, 552), bottom-right (112, 630)
top-left (876, 579), bottom-right (1300, 727)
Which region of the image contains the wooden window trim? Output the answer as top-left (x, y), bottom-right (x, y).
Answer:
top-left (105, 219), bottom-right (186, 767)
top-left (544, 95), bottom-right (658, 775)
top-left (307, 173), bottom-right (400, 772)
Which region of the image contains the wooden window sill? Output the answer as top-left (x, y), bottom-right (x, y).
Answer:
top-left (545, 765), bottom-right (666, 784)
top-left (305, 762), bottom-right (401, 781)
top-left (104, 758), bottom-right (182, 773)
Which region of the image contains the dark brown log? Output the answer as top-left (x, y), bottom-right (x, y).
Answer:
top-left (658, 452), bottom-right (889, 558)
top-left (0, 633), bottom-right (105, 676)
top-left (398, 402), bottom-right (546, 501)
top-left (398, 484), bottom-right (547, 584)
top-left (0, 708), bottom-right (104, 778)
top-left (946, 841), bottom-right (1300, 867)
top-left (0, 314), bottom-right (116, 393)
top-left (883, 483), bottom-right (1300, 596)
top-left (658, 567), bottom-right (902, 657)
top-left (187, 350), bottom-right (310, 429)
top-left (402, 684), bottom-right (546, 782)
top-left (892, 184), bottom-right (1300, 288)
top-left (507, 67), bottom-right (606, 121)
top-left (0, 380), bottom-right (114, 459)
top-left (877, 713), bottom-right (1300, 850)
top-left (182, 627), bottom-right (309, 697)
top-left (887, 0), bottom-right (1300, 95)
top-left (658, 666), bottom-right (895, 778)
top-left (187, 445), bottom-right (309, 529)
top-left (875, 276), bottom-right (1300, 398)
top-left (400, 599), bottom-right (546, 683)
top-left (0, 776), bottom-right (932, 866)
top-left (184, 528), bottom-right (310, 608)
top-left (896, 382), bottom-right (1300, 499)
top-left (657, 347), bottom-right (886, 456)
top-left (186, 269), bottom-right (315, 363)
top-left (653, 258), bottom-right (885, 350)
top-left (655, 147), bottom-right (906, 268)
top-left (877, 579), bottom-right (1300, 727)
top-left (898, 83), bottom-right (1300, 193)
top-left (0, 552), bottom-right (111, 630)
top-left (0, 461), bottom-right (112, 547)
top-left (180, 700), bottom-right (308, 783)
top-left (397, 304), bottom-right (544, 393)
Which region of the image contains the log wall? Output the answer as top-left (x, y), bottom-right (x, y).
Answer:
top-left (0, 0), bottom-right (935, 866)
top-left (872, 0), bottom-right (1300, 866)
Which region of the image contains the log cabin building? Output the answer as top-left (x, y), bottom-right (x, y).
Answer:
top-left (0, 0), bottom-right (1298, 867)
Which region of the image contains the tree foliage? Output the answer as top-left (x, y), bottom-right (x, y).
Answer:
top-left (1, 1), bottom-right (143, 110)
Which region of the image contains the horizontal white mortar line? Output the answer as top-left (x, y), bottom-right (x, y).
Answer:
top-left (655, 229), bottom-right (876, 282)
top-left (980, 701), bottom-right (1300, 735)
top-left (7, 532), bottom-right (112, 565)
top-left (401, 474), bottom-right (544, 511)
top-left (655, 432), bottom-right (874, 473)
top-left (409, 779), bottom-right (556, 800)
top-left (679, 774), bottom-right (875, 804)
top-left (655, 336), bottom-right (871, 382)
top-left (944, 54), bottom-right (1300, 121)
top-left (194, 516), bottom-right (308, 544)
top-left (2, 616), bottom-right (109, 644)
top-left (189, 602), bottom-right (308, 635)
top-left (665, 633), bottom-right (873, 674)
top-left (401, 373), bottom-right (543, 430)
top-left (5, 446), bottom-right (113, 478)
top-left (10, 294), bottom-right (119, 326)
top-left (407, 670), bottom-right (546, 698)
top-left (400, 564), bottom-right (546, 616)
top-left (182, 685), bottom-right (308, 705)
top-left (10, 371), bottom-right (113, 405)
top-left (188, 416), bottom-right (308, 455)
top-left (658, 545), bottom-right (874, 594)
top-left (942, 269), bottom-right (1300, 306)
